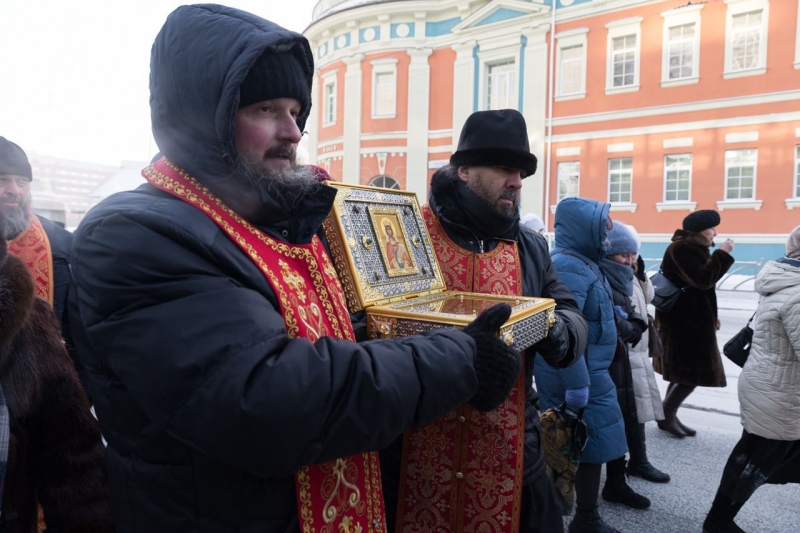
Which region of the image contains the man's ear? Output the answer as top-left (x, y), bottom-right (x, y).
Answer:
top-left (457, 166), bottom-right (470, 183)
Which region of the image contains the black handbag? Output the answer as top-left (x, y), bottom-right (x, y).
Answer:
top-left (647, 315), bottom-right (664, 359)
top-left (650, 271), bottom-right (684, 313)
top-left (723, 311), bottom-right (756, 368)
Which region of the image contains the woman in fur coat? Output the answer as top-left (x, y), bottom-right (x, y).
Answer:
top-left (653, 210), bottom-right (734, 438)
top-left (0, 211), bottom-right (114, 532)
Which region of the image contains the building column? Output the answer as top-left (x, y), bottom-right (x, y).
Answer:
top-left (406, 48), bottom-right (433, 202)
top-left (521, 24), bottom-right (551, 218)
top-left (306, 68), bottom-right (320, 165)
top-left (451, 40), bottom-right (477, 148)
top-left (343, 54), bottom-right (365, 184)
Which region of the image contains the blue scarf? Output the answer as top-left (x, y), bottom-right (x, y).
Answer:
top-left (599, 258), bottom-right (634, 297)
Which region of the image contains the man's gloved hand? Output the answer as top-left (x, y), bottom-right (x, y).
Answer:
top-left (462, 303), bottom-right (521, 412)
top-left (628, 312), bottom-right (648, 333)
top-left (565, 386), bottom-right (589, 411)
top-left (532, 315), bottom-right (570, 366)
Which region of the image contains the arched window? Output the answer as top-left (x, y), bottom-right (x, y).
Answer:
top-left (369, 175), bottom-right (400, 189)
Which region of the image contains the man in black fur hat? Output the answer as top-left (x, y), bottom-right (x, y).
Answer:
top-left (382, 109), bottom-right (589, 533)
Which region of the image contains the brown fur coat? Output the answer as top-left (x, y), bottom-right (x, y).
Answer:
top-left (0, 235), bottom-right (114, 532)
top-left (654, 230), bottom-right (734, 387)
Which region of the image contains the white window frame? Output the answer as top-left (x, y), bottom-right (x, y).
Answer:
top-left (723, 0), bottom-right (769, 79)
top-left (663, 154), bottom-right (693, 202)
top-left (322, 70), bottom-right (338, 126)
top-left (555, 28), bottom-right (588, 101)
top-left (368, 175), bottom-right (400, 189)
top-left (605, 17), bottom-right (642, 95)
top-left (486, 60), bottom-right (517, 110)
top-left (608, 158), bottom-right (633, 204)
top-left (724, 149), bottom-right (757, 201)
top-left (794, 145), bottom-right (800, 198)
top-left (477, 41), bottom-right (522, 112)
top-left (370, 58), bottom-right (398, 119)
top-left (557, 162), bottom-right (580, 202)
top-left (661, 4), bottom-right (703, 87)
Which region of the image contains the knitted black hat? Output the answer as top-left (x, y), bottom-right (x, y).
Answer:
top-left (0, 137), bottom-right (32, 180)
top-left (450, 110), bottom-right (538, 177)
top-left (239, 47), bottom-right (311, 115)
top-left (682, 209), bottom-right (720, 232)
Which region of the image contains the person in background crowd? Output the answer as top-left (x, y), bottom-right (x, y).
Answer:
top-left (654, 210), bottom-right (734, 438)
top-left (624, 225), bottom-right (670, 483)
top-left (0, 137), bottom-right (90, 399)
top-left (67, 5), bottom-right (521, 532)
top-left (0, 209), bottom-right (114, 533)
top-left (521, 212), bottom-right (546, 235)
top-left (388, 109), bottom-right (588, 533)
top-left (703, 226), bottom-right (800, 533)
top-left (534, 198), bottom-right (627, 533)
top-left (597, 222), bottom-right (653, 511)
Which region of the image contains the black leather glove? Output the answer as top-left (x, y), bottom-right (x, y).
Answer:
top-left (462, 303), bottom-right (521, 412)
top-left (628, 312), bottom-right (648, 333)
top-left (532, 315), bottom-right (570, 366)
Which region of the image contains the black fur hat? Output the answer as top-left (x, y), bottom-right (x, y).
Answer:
top-left (450, 110), bottom-right (538, 178)
top-left (682, 209), bottom-right (720, 233)
top-left (0, 137), bottom-right (32, 180)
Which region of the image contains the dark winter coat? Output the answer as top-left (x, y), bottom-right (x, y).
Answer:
top-left (654, 230), bottom-right (734, 387)
top-left (607, 279), bottom-right (646, 446)
top-left (36, 215), bottom-right (91, 400)
top-left (68, 6), bottom-right (481, 533)
top-left (534, 198), bottom-right (627, 464)
top-left (423, 168), bottom-right (588, 487)
top-left (0, 232), bottom-right (112, 532)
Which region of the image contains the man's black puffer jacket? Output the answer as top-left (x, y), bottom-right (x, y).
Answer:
top-left (68, 5), bottom-right (482, 532)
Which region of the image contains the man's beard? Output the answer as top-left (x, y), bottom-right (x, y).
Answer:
top-left (469, 176), bottom-right (520, 218)
top-left (2, 193), bottom-right (32, 239)
top-left (239, 154), bottom-right (321, 206)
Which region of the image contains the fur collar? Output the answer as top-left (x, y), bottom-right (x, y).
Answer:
top-left (0, 254), bottom-right (35, 352)
top-left (671, 229), bottom-right (712, 248)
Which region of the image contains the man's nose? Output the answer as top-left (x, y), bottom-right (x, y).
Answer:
top-left (507, 170), bottom-right (523, 189)
top-left (277, 113), bottom-right (303, 144)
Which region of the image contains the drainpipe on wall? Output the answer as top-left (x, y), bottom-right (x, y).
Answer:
top-left (544, 1), bottom-right (557, 236)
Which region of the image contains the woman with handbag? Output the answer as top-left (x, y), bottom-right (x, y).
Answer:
top-left (653, 210), bottom-right (734, 438)
top-left (703, 226), bottom-right (800, 533)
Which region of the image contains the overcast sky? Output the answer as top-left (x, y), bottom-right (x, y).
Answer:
top-left (0, 0), bottom-right (319, 166)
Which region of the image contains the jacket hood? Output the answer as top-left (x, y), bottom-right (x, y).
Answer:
top-left (553, 197), bottom-right (610, 261)
top-left (149, 4), bottom-right (313, 185)
top-left (755, 258), bottom-right (800, 296)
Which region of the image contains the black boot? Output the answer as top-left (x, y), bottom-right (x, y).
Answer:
top-left (702, 492), bottom-right (746, 533)
top-left (657, 382), bottom-right (688, 437)
top-left (602, 457), bottom-right (651, 509)
top-left (568, 463), bottom-right (622, 533)
top-left (627, 423), bottom-right (670, 483)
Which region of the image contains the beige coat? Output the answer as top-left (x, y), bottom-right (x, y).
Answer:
top-left (630, 277), bottom-right (665, 423)
top-left (738, 259), bottom-right (800, 441)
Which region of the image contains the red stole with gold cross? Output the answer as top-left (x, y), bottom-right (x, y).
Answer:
top-left (392, 207), bottom-right (526, 533)
top-left (8, 215), bottom-right (54, 306)
top-left (143, 159), bottom-right (387, 533)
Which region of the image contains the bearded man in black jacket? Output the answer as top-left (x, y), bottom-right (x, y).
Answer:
top-left (382, 110), bottom-right (588, 533)
top-left (67, 5), bottom-right (522, 533)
